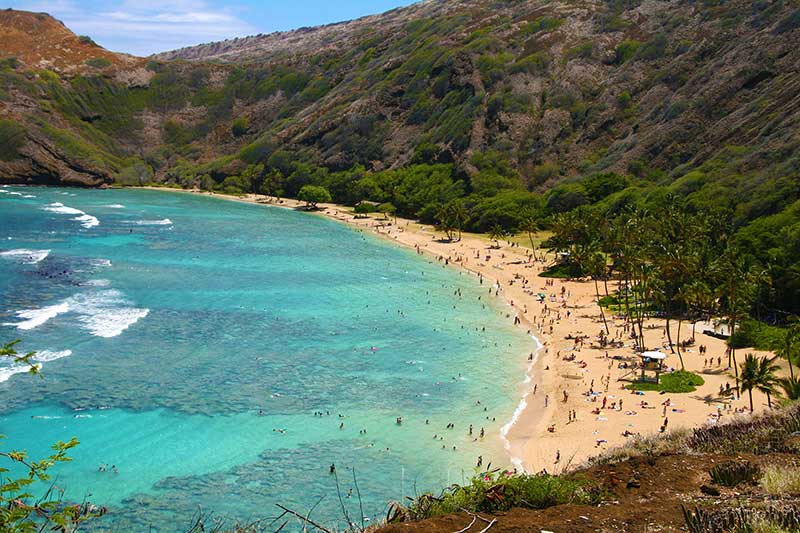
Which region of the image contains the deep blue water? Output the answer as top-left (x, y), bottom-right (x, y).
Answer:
top-left (0, 186), bottom-right (533, 531)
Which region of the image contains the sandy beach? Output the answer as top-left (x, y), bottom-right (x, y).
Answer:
top-left (137, 187), bottom-right (781, 474)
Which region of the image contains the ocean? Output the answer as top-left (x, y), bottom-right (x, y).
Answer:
top-left (0, 185), bottom-right (535, 531)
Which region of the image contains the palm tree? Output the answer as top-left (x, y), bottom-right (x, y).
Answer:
top-left (773, 319), bottom-right (799, 380)
top-left (713, 250), bottom-right (765, 399)
top-left (779, 376), bottom-right (800, 401)
top-left (488, 225), bottom-right (504, 249)
top-left (585, 251), bottom-right (610, 335)
top-left (519, 209), bottom-right (540, 260)
top-left (740, 353), bottom-right (781, 411)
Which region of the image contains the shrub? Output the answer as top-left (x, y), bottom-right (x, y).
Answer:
top-left (774, 9), bottom-right (800, 34)
top-left (231, 116), bottom-right (249, 137)
top-left (686, 403), bottom-right (800, 454)
top-left (566, 42), bottom-right (595, 60)
top-left (638, 34), bottom-right (668, 60)
top-left (388, 471), bottom-right (601, 522)
top-left (0, 119), bottom-right (26, 160)
top-left (709, 460), bottom-right (761, 487)
top-left (77, 35), bottom-right (97, 46)
top-left (510, 52), bottom-right (549, 74)
top-left (615, 40), bottom-right (642, 64)
top-left (84, 57), bottom-right (111, 69)
top-left (728, 319), bottom-right (786, 350)
top-left (522, 16), bottom-right (564, 35)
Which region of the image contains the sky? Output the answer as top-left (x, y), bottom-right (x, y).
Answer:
top-left (3, 0), bottom-right (419, 56)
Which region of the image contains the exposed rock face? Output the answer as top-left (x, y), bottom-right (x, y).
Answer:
top-left (0, 1), bottom-right (799, 188)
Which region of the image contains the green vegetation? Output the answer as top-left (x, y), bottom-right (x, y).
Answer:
top-left (388, 470), bottom-right (601, 523)
top-left (297, 184), bottom-right (332, 208)
top-left (0, 119), bottom-right (25, 160)
top-left (76, 35), bottom-right (97, 46)
top-left (84, 57), bottom-right (111, 69)
top-left (231, 116), bottom-right (249, 136)
top-left (709, 460), bottom-right (761, 487)
top-left (628, 370), bottom-right (705, 393)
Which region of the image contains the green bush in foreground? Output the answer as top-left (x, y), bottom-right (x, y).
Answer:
top-left (628, 370), bottom-right (705, 393)
top-left (388, 470), bottom-right (601, 522)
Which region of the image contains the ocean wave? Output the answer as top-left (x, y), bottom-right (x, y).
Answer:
top-left (104, 204), bottom-right (126, 209)
top-left (72, 214), bottom-right (100, 228)
top-left (67, 290), bottom-right (149, 338)
top-left (0, 349), bottom-right (72, 383)
top-left (42, 203), bottom-right (100, 229)
top-left (84, 279), bottom-right (111, 287)
top-left (90, 259), bottom-right (112, 268)
top-left (23, 194), bottom-right (36, 198)
top-left (134, 218), bottom-right (172, 226)
top-left (6, 191), bottom-right (23, 196)
top-left (3, 302), bottom-right (70, 330)
top-left (0, 249), bottom-right (50, 264)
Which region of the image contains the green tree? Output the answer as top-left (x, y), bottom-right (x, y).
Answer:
top-left (772, 318), bottom-right (799, 380)
top-left (739, 353), bottom-right (781, 411)
top-left (297, 185), bottom-right (332, 209)
top-left (519, 209), bottom-right (540, 260)
top-left (585, 251), bottom-right (610, 334)
top-left (488, 225), bottom-right (505, 249)
top-left (713, 249), bottom-right (766, 398)
top-left (779, 376), bottom-right (800, 401)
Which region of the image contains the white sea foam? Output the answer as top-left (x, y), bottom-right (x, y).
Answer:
top-left (90, 259), bottom-right (112, 268)
top-left (7, 191), bottom-right (22, 196)
top-left (42, 203), bottom-right (100, 229)
top-left (66, 290), bottom-right (149, 338)
top-left (104, 204), bottom-right (126, 209)
top-left (500, 332), bottom-right (544, 473)
top-left (0, 350), bottom-right (72, 383)
top-left (23, 195), bottom-right (36, 198)
top-left (134, 218), bottom-right (172, 226)
top-left (84, 279), bottom-right (111, 287)
top-left (72, 214), bottom-right (100, 228)
top-left (0, 249), bottom-right (50, 264)
top-left (4, 302), bottom-right (70, 330)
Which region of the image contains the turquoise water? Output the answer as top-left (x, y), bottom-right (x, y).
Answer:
top-left (0, 186), bottom-right (533, 531)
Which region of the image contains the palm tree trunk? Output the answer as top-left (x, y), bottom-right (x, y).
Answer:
top-left (676, 318), bottom-right (685, 371)
top-left (528, 232), bottom-right (537, 261)
top-left (748, 388), bottom-right (753, 412)
top-left (595, 279), bottom-right (609, 334)
top-left (767, 391), bottom-right (772, 408)
top-left (733, 347), bottom-right (740, 400)
top-left (666, 315), bottom-right (675, 354)
top-left (788, 354), bottom-right (795, 381)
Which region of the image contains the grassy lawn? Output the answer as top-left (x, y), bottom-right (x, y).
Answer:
top-left (628, 370), bottom-right (705, 393)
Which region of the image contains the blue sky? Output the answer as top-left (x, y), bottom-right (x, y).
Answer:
top-left (4, 0), bottom-right (418, 56)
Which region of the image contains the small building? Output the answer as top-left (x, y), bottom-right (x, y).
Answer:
top-left (638, 351), bottom-right (667, 383)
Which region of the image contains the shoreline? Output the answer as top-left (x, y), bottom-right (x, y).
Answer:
top-left (127, 186), bottom-right (779, 474)
top-left (130, 186), bottom-right (549, 471)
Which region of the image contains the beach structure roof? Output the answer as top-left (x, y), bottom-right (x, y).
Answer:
top-left (638, 351), bottom-right (666, 383)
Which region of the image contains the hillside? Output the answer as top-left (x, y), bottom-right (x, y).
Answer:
top-left (0, 1), bottom-right (798, 312)
top-left (1, 1), bottom-right (799, 188)
top-left (0, 9), bottom-right (141, 73)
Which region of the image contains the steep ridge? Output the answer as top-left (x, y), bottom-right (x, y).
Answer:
top-left (0, 1), bottom-right (798, 196)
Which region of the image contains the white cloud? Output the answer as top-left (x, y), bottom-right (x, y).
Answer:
top-left (7, 0), bottom-right (256, 55)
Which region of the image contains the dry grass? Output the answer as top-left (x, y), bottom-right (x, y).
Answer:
top-left (760, 466), bottom-right (800, 495)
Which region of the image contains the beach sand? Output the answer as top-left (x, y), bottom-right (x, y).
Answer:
top-left (137, 188), bottom-right (782, 473)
